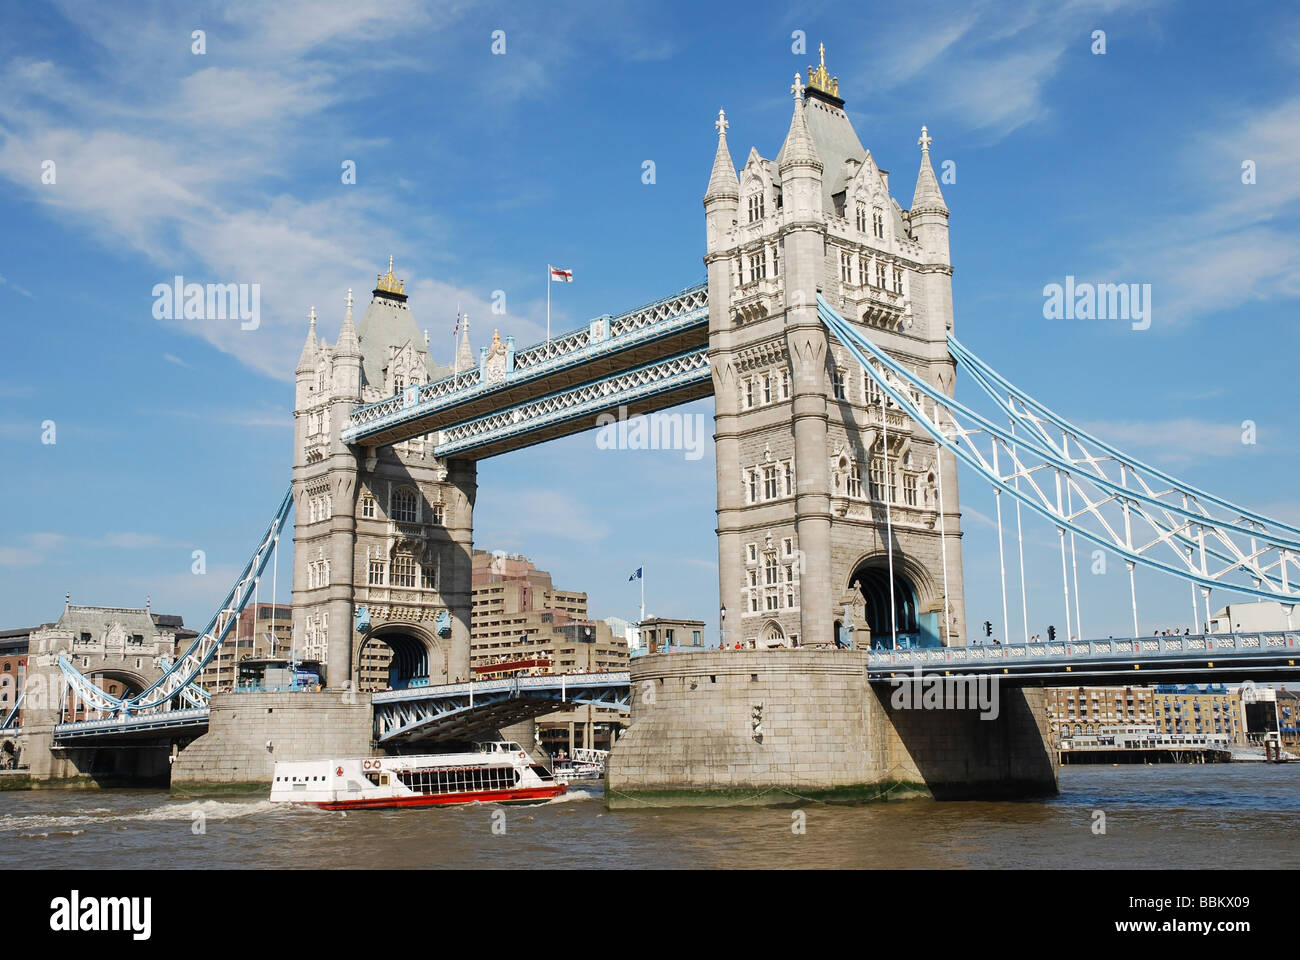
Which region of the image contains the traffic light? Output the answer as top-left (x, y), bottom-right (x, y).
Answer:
top-left (1048, 625), bottom-right (1056, 642)
top-left (983, 621), bottom-right (992, 637)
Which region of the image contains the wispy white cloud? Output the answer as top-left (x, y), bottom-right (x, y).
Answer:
top-left (1081, 417), bottom-right (1253, 466)
top-left (0, 274), bottom-right (34, 298)
top-left (1106, 95), bottom-right (1300, 326)
top-left (477, 490), bottom-right (609, 543)
top-left (859, 0), bottom-right (1168, 139)
top-left (162, 353), bottom-right (190, 368)
top-left (0, 1), bottom-right (490, 381)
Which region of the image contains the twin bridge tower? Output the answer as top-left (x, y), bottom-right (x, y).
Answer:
top-left (293, 52), bottom-right (965, 690)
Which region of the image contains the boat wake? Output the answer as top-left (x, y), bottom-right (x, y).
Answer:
top-left (543, 784), bottom-right (603, 804)
top-left (121, 799), bottom-right (279, 822)
top-left (0, 799), bottom-right (278, 833)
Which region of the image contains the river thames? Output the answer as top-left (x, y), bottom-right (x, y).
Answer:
top-left (2, 764), bottom-right (1297, 869)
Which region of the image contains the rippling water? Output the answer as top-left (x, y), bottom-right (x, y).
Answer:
top-left (3, 765), bottom-right (1297, 869)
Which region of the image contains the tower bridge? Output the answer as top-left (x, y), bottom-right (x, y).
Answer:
top-left (32, 47), bottom-right (1300, 801)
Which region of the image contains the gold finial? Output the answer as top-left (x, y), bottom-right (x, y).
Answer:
top-left (376, 254), bottom-right (405, 295)
top-left (807, 42), bottom-right (839, 98)
top-left (492, 328), bottom-right (501, 347)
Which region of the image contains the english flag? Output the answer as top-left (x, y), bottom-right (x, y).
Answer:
top-left (549, 265), bottom-right (573, 282)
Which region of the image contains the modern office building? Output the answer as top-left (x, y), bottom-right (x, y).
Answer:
top-left (470, 550), bottom-right (627, 752)
top-left (195, 603), bottom-right (293, 692)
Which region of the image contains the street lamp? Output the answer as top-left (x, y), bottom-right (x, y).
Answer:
top-left (720, 605), bottom-right (727, 650)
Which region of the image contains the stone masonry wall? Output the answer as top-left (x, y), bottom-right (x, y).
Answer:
top-left (171, 690), bottom-right (373, 789)
top-left (606, 650), bottom-right (1057, 807)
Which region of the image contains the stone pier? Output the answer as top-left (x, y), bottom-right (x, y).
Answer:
top-left (605, 650), bottom-right (1057, 808)
top-left (170, 690), bottom-right (374, 791)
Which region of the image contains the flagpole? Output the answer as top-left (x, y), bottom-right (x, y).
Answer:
top-left (546, 264), bottom-right (551, 345)
top-left (640, 564), bottom-right (645, 625)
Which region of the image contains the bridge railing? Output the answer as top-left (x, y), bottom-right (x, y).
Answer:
top-left (348, 369), bottom-right (483, 431)
top-left (865, 632), bottom-right (1300, 670)
top-left (54, 707), bottom-right (211, 737)
top-left (512, 282), bottom-right (708, 371)
top-left (512, 326), bottom-right (593, 370)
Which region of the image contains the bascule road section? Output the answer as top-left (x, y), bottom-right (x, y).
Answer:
top-left (372, 673), bottom-right (630, 745)
top-left (341, 283), bottom-right (709, 459)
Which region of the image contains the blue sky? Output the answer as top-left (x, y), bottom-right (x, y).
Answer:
top-left (1, 0), bottom-right (1298, 643)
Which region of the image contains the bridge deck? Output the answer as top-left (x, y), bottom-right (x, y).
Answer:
top-left (47, 634), bottom-right (1300, 746)
top-left (343, 285), bottom-right (708, 451)
top-left (864, 631), bottom-right (1300, 684)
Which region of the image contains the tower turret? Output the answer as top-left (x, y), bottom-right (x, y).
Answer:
top-left (777, 74), bottom-right (824, 183)
top-left (910, 126), bottom-right (950, 267)
top-left (333, 288), bottom-right (363, 401)
top-left (705, 107), bottom-right (744, 638)
top-left (779, 70), bottom-right (832, 648)
top-left (455, 316), bottom-right (474, 374)
top-left (295, 306), bottom-right (319, 410)
top-left (704, 108), bottom-right (740, 257)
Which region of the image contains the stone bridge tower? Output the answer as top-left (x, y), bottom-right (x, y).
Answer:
top-left (21, 602), bottom-right (183, 782)
top-left (292, 260), bottom-right (475, 690)
top-left (708, 48), bottom-right (967, 651)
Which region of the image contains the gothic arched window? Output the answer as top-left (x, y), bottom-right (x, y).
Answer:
top-left (391, 487), bottom-right (419, 523)
top-left (391, 553), bottom-right (416, 588)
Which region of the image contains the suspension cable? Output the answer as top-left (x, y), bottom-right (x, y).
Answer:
top-left (881, 374), bottom-right (898, 649)
top-left (1010, 415), bottom-right (1030, 644)
top-left (1067, 474), bottom-right (1084, 642)
top-left (993, 434), bottom-right (1010, 644)
top-left (271, 533), bottom-right (279, 658)
top-left (935, 398), bottom-right (953, 646)
top-left (1055, 467), bottom-right (1072, 642)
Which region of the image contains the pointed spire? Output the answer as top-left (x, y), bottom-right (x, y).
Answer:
top-left (296, 305), bottom-right (319, 374)
top-left (455, 315), bottom-right (474, 372)
top-left (912, 125), bottom-right (948, 214)
top-left (704, 108), bottom-right (739, 203)
top-left (336, 288), bottom-right (362, 358)
top-left (778, 76), bottom-right (822, 176)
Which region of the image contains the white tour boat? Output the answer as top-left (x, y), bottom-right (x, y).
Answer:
top-left (269, 741), bottom-right (567, 810)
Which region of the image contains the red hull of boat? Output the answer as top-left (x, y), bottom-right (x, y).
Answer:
top-left (307, 783), bottom-right (568, 810)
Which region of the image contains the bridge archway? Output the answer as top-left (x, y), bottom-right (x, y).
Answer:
top-left (849, 554), bottom-right (938, 650)
top-left (64, 667), bottom-right (152, 719)
top-left (355, 622), bottom-right (448, 693)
